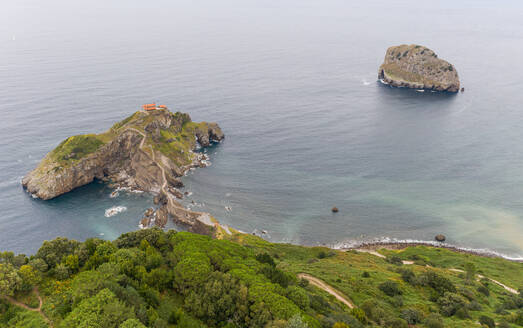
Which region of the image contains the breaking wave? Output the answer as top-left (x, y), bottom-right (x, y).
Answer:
top-left (104, 206), bottom-right (127, 217)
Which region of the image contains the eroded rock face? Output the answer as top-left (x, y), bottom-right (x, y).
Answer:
top-left (378, 44), bottom-right (460, 92)
top-left (22, 130), bottom-right (152, 200)
top-left (22, 109), bottom-right (224, 200)
top-left (195, 123), bottom-right (225, 147)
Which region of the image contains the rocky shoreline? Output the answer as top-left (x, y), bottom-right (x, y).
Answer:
top-left (22, 108), bottom-right (226, 235)
top-left (339, 241), bottom-right (523, 262)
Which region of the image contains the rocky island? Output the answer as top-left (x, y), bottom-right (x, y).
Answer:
top-left (378, 44), bottom-right (460, 92)
top-left (22, 107), bottom-right (225, 233)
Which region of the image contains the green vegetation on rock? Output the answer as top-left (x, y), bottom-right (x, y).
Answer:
top-left (50, 135), bottom-right (105, 164)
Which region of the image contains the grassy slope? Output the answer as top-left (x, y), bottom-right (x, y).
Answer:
top-left (230, 233), bottom-right (523, 328)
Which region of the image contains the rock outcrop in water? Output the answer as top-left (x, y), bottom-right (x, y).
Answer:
top-left (22, 108), bottom-right (225, 234)
top-left (378, 44), bottom-right (460, 92)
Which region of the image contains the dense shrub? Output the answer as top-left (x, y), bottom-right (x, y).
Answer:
top-left (287, 286), bottom-right (310, 309)
top-left (479, 315), bottom-right (495, 328)
top-left (477, 285), bottom-right (490, 297)
top-left (437, 292), bottom-right (467, 317)
top-left (350, 308), bottom-right (368, 324)
top-left (466, 300), bottom-right (482, 311)
top-left (455, 307), bottom-right (470, 319)
top-left (379, 281), bottom-right (402, 297)
top-left (400, 268), bottom-right (415, 283)
top-left (497, 321), bottom-right (510, 328)
top-left (420, 271), bottom-right (456, 295)
top-left (35, 237), bottom-right (80, 268)
top-left (387, 256), bottom-right (403, 266)
top-left (385, 317), bottom-right (408, 328)
top-left (424, 313), bottom-right (444, 328)
top-left (361, 299), bottom-right (392, 326)
top-left (400, 308), bottom-right (423, 325)
top-left (261, 265), bottom-right (293, 288)
top-left (256, 253), bottom-right (276, 267)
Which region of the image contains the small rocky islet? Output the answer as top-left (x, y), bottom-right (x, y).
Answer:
top-left (378, 44), bottom-right (460, 92)
top-left (22, 107), bottom-right (224, 233)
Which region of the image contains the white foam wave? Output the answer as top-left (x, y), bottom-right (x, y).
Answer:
top-left (104, 206), bottom-right (127, 217)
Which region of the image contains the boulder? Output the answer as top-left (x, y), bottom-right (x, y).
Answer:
top-left (435, 234), bottom-right (446, 242)
top-left (332, 207), bottom-right (339, 213)
top-left (378, 44), bottom-right (460, 92)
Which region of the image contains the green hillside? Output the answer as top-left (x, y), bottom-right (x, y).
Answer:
top-left (1, 229), bottom-right (522, 328)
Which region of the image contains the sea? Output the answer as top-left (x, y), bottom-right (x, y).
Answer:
top-left (1, 0), bottom-right (523, 259)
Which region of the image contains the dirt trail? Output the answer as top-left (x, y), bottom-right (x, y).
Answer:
top-left (298, 273), bottom-right (354, 309)
top-left (355, 249), bottom-right (520, 295)
top-left (1, 287), bottom-right (53, 327)
top-left (128, 128), bottom-right (213, 227)
top-left (448, 269), bottom-right (518, 294)
top-left (125, 128), bottom-right (170, 200)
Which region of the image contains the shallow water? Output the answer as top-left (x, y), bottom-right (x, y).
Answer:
top-left (1, 0), bottom-right (523, 258)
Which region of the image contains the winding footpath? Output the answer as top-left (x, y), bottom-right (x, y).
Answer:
top-left (127, 128), bottom-right (214, 227)
top-left (1, 287), bottom-right (53, 327)
top-left (448, 268), bottom-right (519, 294)
top-left (125, 128), bottom-right (171, 201)
top-left (298, 273), bottom-right (354, 309)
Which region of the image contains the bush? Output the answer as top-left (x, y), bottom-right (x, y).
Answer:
top-left (387, 256), bottom-right (403, 266)
top-left (361, 300), bottom-right (391, 325)
top-left (479, 315), bottom-right (495, 328)
top-left (256, 253), bottom-right (275, 267)
top-left (361, 271), bottom-right (370, 278)
top-left (424, 313), bottom-right (444, 328)
top-left (298, 278), bottom-right (309, 288)
top-left (390, 295), bottom-right (403, 307)
top-left (466, 300), bottom-right (482, 311)
top-left (497, 320), bottom-right (510, 328)
top-left (350, 308), bottom-right (368, 324)
top-left (477, 285), bottom-right (490, 297)
top-left (332, 323), bottom-right (349, 328)
top-left (286, 286), bottom-right (310, 309)
top-left (420, 271), bottom-right (456, 295)
top-left (385, 318), bottom-right (408, 328)
top-left (455, 307), bottom-right (470, 319)
top-left (400, 269), bottom-right (415, 284)
top-left (437, 292), bottom-right (467, 317)
top-left (54, 263), bottom-right (70, 280)
top-left (400, 308), bottom-right (423, 325)
top-left (379, 281), bottom-right (402, 297)
top-left (287, 314), bottom-right (309, 328)
top-left (261, 265), bottom-right (293, 288)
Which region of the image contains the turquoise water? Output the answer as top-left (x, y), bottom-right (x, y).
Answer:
top-left (1, 0), bottom-right (523, 258)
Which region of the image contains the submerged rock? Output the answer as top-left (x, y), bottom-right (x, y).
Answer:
top-left (378, 44), bottom-right (460, 92)
top-left (435, 234), bottom-right (446, 242)
top-left (332, 207), bottom-right (339, 213)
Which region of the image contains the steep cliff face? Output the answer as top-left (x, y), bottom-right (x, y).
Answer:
top-left (22, 109), bottom-right (224, 200)
top-left (378, 44), bottom-right (460, 92)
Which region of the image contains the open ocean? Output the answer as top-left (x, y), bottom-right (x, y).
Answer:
top-left (1, 0), bottom-right (523, 259)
